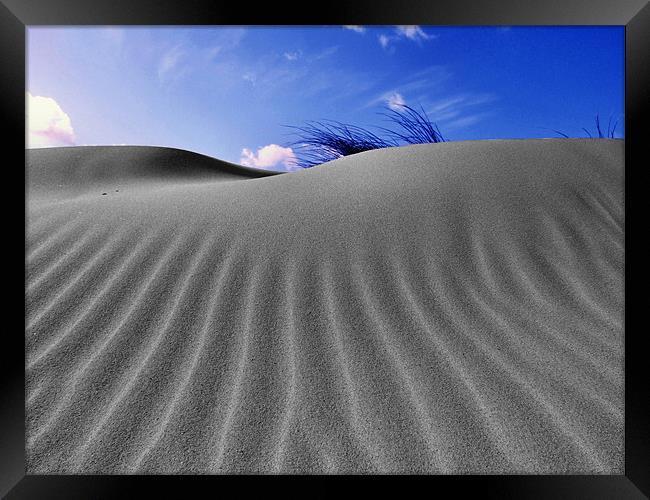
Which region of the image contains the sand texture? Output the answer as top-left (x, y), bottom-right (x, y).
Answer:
top-left (26, 140), bottom-right (624, 474)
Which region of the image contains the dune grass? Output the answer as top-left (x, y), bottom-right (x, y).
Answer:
top-left (585, 115), bottom-right (619, 139)
top-left (286, 104), bottom-right (445, 169)
top-left (286, 107), bottom-right (620, 169)
top-left (552, 115), bottom-right (620, 139)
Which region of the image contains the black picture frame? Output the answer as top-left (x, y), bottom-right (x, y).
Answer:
top-left (3, 0), bottom-right (648, 497)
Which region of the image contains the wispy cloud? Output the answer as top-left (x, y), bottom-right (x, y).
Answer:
top-left (379, 25), bottom-right (437, 50)
top-left (426, 96), bottom-right (467, 120)
top-left (241, 65), bottom-right (305, 91)
top-left (396, 26), bottom-right (435, 42)
top-left (158, 44), bottom-right (185, 82)
top-left (204, 28), bottom-right (246, 61)
top-left (27, 92), bottom-right (76, 148)
top-left (386, 92), bottom-right (407, 110)
top-left (446, 113), bottom-right (490, 129)
top-left (427, 95), bottom-right (496, 130)
top-left (206, 46), bottom-right (223, 59)
top-left (343, 25), bottom-right (366, 33)
top-left (366, 66), bottom-right (451, 110)
top-left (370, 81), bottom-right (496, 132)
top-left (284, 50), bottom-right (301, 61)
top-left (397, 65), bottom-right (452, 94)
top-left (157, 28), bottom-right (247, 85)
top-left (237, 45), bottom-right (368, 103)
top-left (240, 144), bottom-right (297, 171)
top-left (313, 45), bottom-right (340, 60)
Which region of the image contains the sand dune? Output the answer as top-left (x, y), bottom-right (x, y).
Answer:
top-left (26, 139), bottom-right (624, 474)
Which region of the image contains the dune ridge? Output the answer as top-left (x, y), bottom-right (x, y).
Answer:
top-left (26, 139), bottom-right (623, 473)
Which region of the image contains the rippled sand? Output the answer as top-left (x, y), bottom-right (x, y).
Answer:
top-left (26, 139), bottom-right (623, 473)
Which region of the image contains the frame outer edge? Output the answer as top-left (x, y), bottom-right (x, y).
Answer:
top-left (3, 0), bottom-right (645, 497)
top-left (625, 2), bottom-right (650, 498)
top-left (0, 0), bottom-right (26, 498)
top-left (0, 0), bottom-right (648, 25)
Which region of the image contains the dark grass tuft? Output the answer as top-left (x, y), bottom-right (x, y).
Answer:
top-left (285, 107), bottom-right (619, 169)
top-left (587, 115), bottom-right (619, 139)
top-left (553, 114), bottom-right (620, 140)
top-left (285, 104), bottom-right (445, 169)
top-left (284, 121), bottom-right (397, 169)
top-left (378, 104), bottom-right (446, 145)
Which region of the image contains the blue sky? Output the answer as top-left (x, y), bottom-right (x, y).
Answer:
top-left (27, 26), bottom-right (624, 171)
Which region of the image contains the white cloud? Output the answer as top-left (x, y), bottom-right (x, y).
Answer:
top-left (379, 26), bottom-right (436, 50)
top-left (366, 89), bottom-right (409, 110)
top-left (343, 25), bottom-right (366, 33)
top-left (284, 51), bottom-right (300, 61)
top-left (378, 34), bottom-right (391, 49)
top-left (240, 144), bottom-right (297, 171)
top-left (386, 92), bottom-right (406, 110)
top-left (396, 25), bottom-right (434, 41)
top-left (27, 92), bottom-right (76, 148)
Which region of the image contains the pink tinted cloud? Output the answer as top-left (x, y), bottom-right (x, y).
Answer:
top-left (240, 144), bottom-right (297, 171)
top-left (27, 92), bottom-right (76, 148)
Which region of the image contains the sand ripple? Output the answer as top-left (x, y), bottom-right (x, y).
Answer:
top-left (26, 140), bottom-right (624, 473)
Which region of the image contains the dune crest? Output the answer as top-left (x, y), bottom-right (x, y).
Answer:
top-left (26, 139), bottom-right (623, 473)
